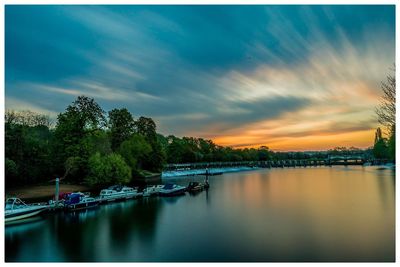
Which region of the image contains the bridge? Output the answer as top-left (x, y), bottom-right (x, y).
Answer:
top-left (164, 156), bottom-right (387, 171)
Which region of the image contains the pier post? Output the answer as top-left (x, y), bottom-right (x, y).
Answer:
top-left (55, 177), bottom-right (60, 207)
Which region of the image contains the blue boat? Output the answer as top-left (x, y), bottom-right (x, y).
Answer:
top-left (64, 192), bottom-right (99, 211)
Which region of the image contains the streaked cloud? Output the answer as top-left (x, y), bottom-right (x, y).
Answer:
top-left (5, 5), bottom-right (395, 150)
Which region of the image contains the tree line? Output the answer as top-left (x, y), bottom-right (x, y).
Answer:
top-left (5, 96), bottom-right (276, 188)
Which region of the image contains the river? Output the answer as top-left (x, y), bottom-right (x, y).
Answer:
top-left (5, 166), bottom-right (395, 262)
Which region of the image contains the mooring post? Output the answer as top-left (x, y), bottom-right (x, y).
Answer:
top-left (55, 177), bottom-right (60, 207)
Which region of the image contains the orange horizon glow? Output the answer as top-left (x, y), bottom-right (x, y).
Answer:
top-left (211, 128), bottom-right (377, 152)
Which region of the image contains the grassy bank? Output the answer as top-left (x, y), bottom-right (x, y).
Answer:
top-left (5, 184), bottom-right (92, 202)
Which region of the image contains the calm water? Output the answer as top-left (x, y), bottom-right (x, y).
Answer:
top-left (5, 166), bottom-right (395, 262)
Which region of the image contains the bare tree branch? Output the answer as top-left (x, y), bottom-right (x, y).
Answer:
top-left (376, 64), bottom-right (396, 135)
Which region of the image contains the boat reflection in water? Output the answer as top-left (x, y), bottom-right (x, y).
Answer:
top-left (5, 216), bottom-right (46, 244)
top-left (64, 208), bottom-right (99, 223)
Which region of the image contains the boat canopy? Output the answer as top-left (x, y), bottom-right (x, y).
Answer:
top-left (163, 183), bottom-right (174, 189)
top-left (65, 193), bottom-right (81, 205)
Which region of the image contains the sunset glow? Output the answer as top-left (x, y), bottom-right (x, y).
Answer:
top-left (5, 5), bottom-right (395, 151)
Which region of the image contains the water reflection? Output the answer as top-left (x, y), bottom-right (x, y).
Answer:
top-left (160, 195), bottom-right (186, 204)
top-left (374, 169), bottom-right (395, 210)
top-left (5, 167), bottom-right (395, 262)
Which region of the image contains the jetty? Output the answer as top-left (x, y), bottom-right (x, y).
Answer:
top-left (164, 156), bottom-right (388, 171)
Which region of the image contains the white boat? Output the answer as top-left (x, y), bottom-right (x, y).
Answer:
top-left (98, 186), bottom-right (140, 202)
top-left (121, 186), bottom-right (141, 199)
top-left (158, 183), bottom-right (187, 197)
top-left (5, 198), bottom-right (48, 223)
top-left (142, 185), bottom-right (164, 197)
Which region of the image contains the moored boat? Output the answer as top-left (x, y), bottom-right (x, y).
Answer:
top-left (142, 185), bottom-right (164, 197)
top-left (98, 185), bottom-right (140, 202)
top-left (187, 182), bottom-right (205, 193)
top-left (158, 183), bottom-right (186, 197)
top-left (64, 192), bottom-right (99, 211)
top-left (120, 186), bottom-right (141, 199)
top-left (5, 198), bottom-right (49, 223)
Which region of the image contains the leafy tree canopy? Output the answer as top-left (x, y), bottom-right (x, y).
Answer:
top-left (86, 152), bottom-right (131, 187)
top-left (108, 108), bottom-right (135, 151)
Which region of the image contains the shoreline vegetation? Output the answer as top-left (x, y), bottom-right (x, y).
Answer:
top-left (5, 94), bottom-right (394, 198)
top-left (5, 96), bottom-right (277, 191)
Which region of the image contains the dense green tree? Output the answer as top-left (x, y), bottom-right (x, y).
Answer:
top-left (5, 120), bottom-right (53, 186)
top-left (198, 138), bottom-right (216, 161)
top-left (135, 116), bottom-right (157, 141)
top-left (373, 140), bottom-right (388, 159)
top-left (373, 128), bottom-right (388, 159)
top-left (135, 116), bottom-right (166, 171)
top-left (144, 141), bottom-right (166, 172)
top-left (108, 108), bottom-right (135, 151)
top-left (258, 146), bottom-right (271, 161)
top-left (388, 125), bottom-right (395, 162)
top-left (157, 134), bottom-right (169, 150)
top-left (163, 135), bottom-right (275, 164)
top-left (166, 136), bottom-right (185, 163)
top-left (82, 130), bottom-right (112, 156)
top-left (53, 96), bottom-right (106, 181)
top-left (85, 152), bottom-right (131, 186)
top-left (5, 158), bottom-right (18, 187)
top-left (119, 134), bottom-right (152, 177)
top-left (374, 128), bottom-right (383, 144)
top-left (5, 123), bottom-right (24, 165)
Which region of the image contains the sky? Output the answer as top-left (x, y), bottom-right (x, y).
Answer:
top-left (5, 5), bottom-right (395, 151)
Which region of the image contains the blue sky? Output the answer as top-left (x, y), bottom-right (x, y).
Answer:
top-left (5, 5), bottom-right (395, 150)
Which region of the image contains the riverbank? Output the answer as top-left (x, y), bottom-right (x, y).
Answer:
top-left (5, 172), bottom-right (162, 202)
top-left (5, 184), bottom-right (91, 201)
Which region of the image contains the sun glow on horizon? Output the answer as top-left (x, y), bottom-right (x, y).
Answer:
top-left (212, 129), bottom-right (376, 152)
